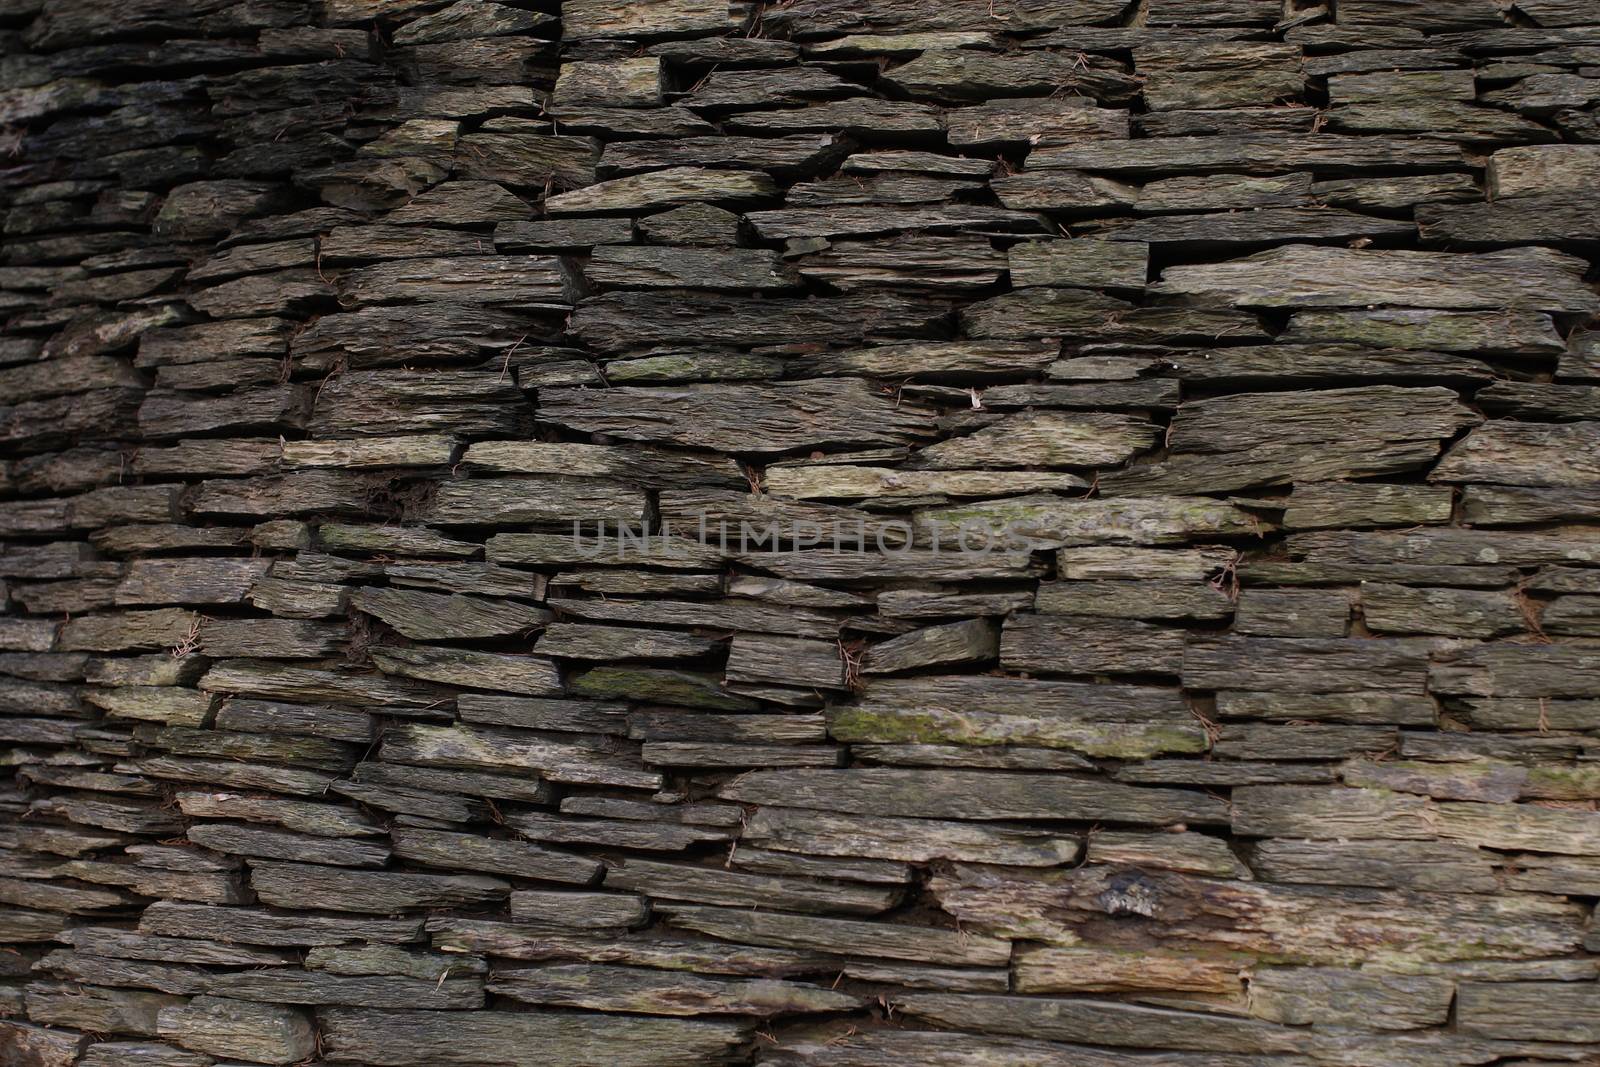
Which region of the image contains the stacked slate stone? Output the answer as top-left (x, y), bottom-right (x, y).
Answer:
top-left (3, 0), bottom-right (1600, 1063)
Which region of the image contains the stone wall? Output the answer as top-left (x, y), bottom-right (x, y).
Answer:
top-left (2, 0), bottom-right (1600, 1064)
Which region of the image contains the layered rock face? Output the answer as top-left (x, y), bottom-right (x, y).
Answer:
top-left (3, 0), bottom-right (1600, 1064)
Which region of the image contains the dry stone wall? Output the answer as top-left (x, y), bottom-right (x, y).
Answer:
top-left (2, 0), bottom-right (1600, 1064)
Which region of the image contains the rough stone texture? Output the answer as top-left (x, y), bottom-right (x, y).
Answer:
top-left (3, 2), bottom-right (1600, 1066)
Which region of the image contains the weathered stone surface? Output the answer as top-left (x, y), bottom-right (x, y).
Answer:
top-left (369, 646), bottom-right (563, 696)
top-left (947, 99), bottom-right (1131, 146)
top-left (545, 167), bottom-right (775, 215)
top-left (506, 810), bottom-right (733, 851)
top-left (747, 204), bottom-right (1047, 241)
top-left (1249, 838), bottom-right (1498, 893)
top-left (1487, 144), bottom-right (1600, 199)
top-left (0, 1021), bottom-right (87, 1066)
top-left (1248, 967), bottom-right (1453, 1030)
top-left (318, 1008), bottom-right (747, 1067)
top-left (248, 861), bottom-right (510, 914)
top-left (603, 855), bottom-right (899, 915)
top-left (882, 50), bottom-right (1140, 104)
top-left (489, 963), bottom-right (857, 1016)
top-left (1154, 245), bottom-right (1600, 312)
top-left (992, 170), bottom-right (1139, 212)
top-left (1087, 830), bottom-right (1252, 879)
top-left (1282, 306), bottom-right (1566, 355)
top-left (602, 135), bottom-right (848, 180)
top-left (1284, 482), bottom-right (1454, 530)
top-left (1014, 944), bottom-right (1244, 994)
top-left (554, 57), bottom-right (662, 109)
top-left (1184, 636), bottom-right (1431, 693)
top-left (380, 723), bottom-right (663, 789)
top-left (509, 890), bottom-right (648, 928)
top-left (24, 982), bottom-right (187, 1037)
top-left (352, 586), bottom-right (547, 640)
top-left (140, 902), bottom-right (423, 947)
top-left (156, 997), bottom-right (315, 1065)
top-left (204, 969), bottom-right (484, 1009)
top-left (187, 823), bottom-right (390, 867)
top-left (540, 379), bottom-right (935, 452)
top-left (913, 411), bottom-right (1159, 469)
top-left (722, 768), bottom-right (1226, 825)
top-left (916, 493), bottom-right (1267, 549)
top-left (743, 806), bottom-right (1080, 866)
top-left (75, 1041), bottom-right (205, 1067)
top-left (932, 864), bottom-right (1587, 965)
top-left (586, 246), bottom-right (798, 291)
top-left (892, 992), bottom-right (1306, 1054)
top-left (562, 0), bottom-right (733, 38)
top-left (1458, 981), bottom-right (1600, 1042)
top-left (1009, 239), bottom-right (1149, 290)
top-left (661, 905), bottom-right (1011, 967)
top-left (10, 4), bottom-right (1600, 1062)
top-left (863, 619), bottom-right (999, 674)
top-left (537, 622), bottom-right (719, 661)
top-left (1002, 614), bottom-right (1186, 675)
top-left (1430, 643), bottom-right (1600, 698)
top-left (765, 465), bottom-right (1087, 501)
top-left (1432, 421), bottom-right (1600, 486)
top-left (1112, 206), bottom-right (1414, 247)
top-left (1032, 134), bottom-right (1461, 175)
top-left (175, 791), bottom-right (381, 837)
